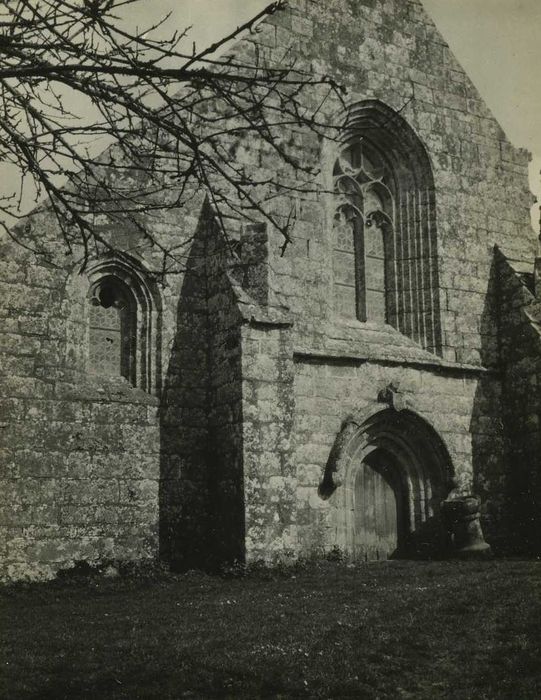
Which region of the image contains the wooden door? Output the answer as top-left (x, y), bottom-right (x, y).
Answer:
top-left (353, 454), bottom-right (401, 560)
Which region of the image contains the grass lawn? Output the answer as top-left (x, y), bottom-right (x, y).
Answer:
top-left (1, 560), bottom-right (540, 699)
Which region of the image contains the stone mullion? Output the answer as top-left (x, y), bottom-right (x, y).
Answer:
top-left (397, 190), bottom-right (409, 338)
top-left (393, 193), bottom-right (403, 334)
top-left (387, 178), bottom-right (400, 332)
top-left (354, 215), bottom-right (367, 322)
top-left (405, 189), bottom-right (416, 341)
top-left (417, 188), bottom-right (429, 351)
top-left (425, 187), bottom-right (440, 354)
top-left (420, 187), bottom-right (433, 353)
top-left (412, 187), bottom-right (424, 347)
top-left (385, 220), bottom-right (399, 330)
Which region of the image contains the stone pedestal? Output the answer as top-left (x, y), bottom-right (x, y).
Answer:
top-left (442, 497), bottom-right (492, 558)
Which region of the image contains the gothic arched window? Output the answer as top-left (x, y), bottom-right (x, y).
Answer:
top-left (332, 101), bottom-right (442, 355)
top-left (86, 256), bottom-right (162, 393)
top-left (89, 278), bottom-right (136, 384)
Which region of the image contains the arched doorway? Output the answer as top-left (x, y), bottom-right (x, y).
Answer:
top-left (321, 406), bottom-right (454, 560)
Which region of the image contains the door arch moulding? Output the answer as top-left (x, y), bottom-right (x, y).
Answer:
top-left (320, 402), bottom-right (455, 558)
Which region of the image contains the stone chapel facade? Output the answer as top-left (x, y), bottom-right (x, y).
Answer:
top-left (1, 0), bottom-right (540, 580)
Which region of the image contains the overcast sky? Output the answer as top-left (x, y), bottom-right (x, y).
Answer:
top-left (422, 0), bottom-right (540, 214)
top-left (2, 0), bottom-right (540, 225)
top-left (127, 0), bottom-right (541, 153)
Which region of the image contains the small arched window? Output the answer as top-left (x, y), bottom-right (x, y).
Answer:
top-left (89, 277), bottom-right (136, 384)
top-left (86, 255), bottom-right (162, 393)
top-left (332, 100), bottom-right (442, 355)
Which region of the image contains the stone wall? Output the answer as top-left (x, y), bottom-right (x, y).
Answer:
top-left (159, 208), bottom-right (263, 570)
top-left (205, 222), bottom-right (246, 567)
top-left (158, 213), bottom-right (211, 569)
top-left (1, 0), bottom-right (538, 578)
top-left (231, 0), bottom-right (535, 555)
top-left (248, 0), bottom-right (535, 365)
top-left (242, 321), bottom-right (296, 562)
top-left (496, 249), bottom-right (541, 554)
top-left (292, 357), bottom-right (500, 554)
top-left (0, 235), bottom-right (161, 581)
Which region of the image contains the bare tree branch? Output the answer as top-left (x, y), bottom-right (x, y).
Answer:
top-left (0, 0), bottom-right (346, 272)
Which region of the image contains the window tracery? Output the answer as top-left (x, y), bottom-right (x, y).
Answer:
top-left (333, 143), bottom-right (393, 324)
top-left (331, 101), bottom-right (442, 355)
